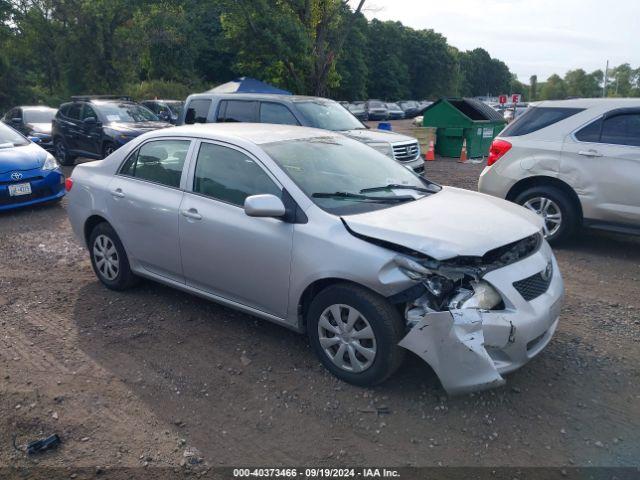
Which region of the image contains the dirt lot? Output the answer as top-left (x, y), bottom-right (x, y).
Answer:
top-left (1, 126), bottom-right (639, 473)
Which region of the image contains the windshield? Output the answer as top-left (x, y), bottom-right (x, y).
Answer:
top-left (387, 103), bottom-right (401, 110)
top-left (368, 101), bottom-right (384, 108)
top-left (96, 102), bottom-right (159, 123)
top-left (400, 101), bottom-right (418, 108)
top-left (295, 100), bottom-right (365, 131)
top-left (262, 135), bottom-right (439, 215)
top-left (23, 109), bottom-right (56, 123)
top-left (165, 101), bottom-right (184, 116)
top-left (0, 122), bottom-right (29, 148)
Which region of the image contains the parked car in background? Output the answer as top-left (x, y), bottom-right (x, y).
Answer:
top-left (399, 101), bottom-right (421, 118)
top-left (365, 100), bottom-right (388, 121)
top-left (417, 100), bottom-right (433, 112)
top-left (0, 121), bottom-right (64, 211)
top-left (52, 96), bottom-right (172, 165)
top-left (140, 99), bottom-right (184, 124)
top-left (503, 104), bottom-right (529, 123)
top-left (178, 93), bottom-right (424, 172)
top-left (479, 98), bottom-right (640, 243)
top-left (385, 102), bottom-right (405, 120)
top-left (66, 123), bottom-right (562, 394)
top-left (347, 102), bottom-right (368, 121)
top-left (2, 106), bottom-right (57, 152)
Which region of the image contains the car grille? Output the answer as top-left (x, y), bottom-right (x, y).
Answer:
top-left (513, 264), bottom-right (553, 301)
top-left (392, 141), bottom-right (420, 162)
top-left (0, 187), bottom-right (53, 206)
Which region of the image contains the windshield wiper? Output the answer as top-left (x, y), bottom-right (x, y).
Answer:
top-left (312, 191), bottom-right (414, 203)
top-left (360, 184), bottom-right (436, 194)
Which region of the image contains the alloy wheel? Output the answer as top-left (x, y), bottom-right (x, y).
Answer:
top-left (523, 196), bottom-right (562, 238)
top-left (317, 304), bottom-right (377, 373)
top-left (55, 141), bottom-right (66, 161)
top-left (93, 234), bottom-right (120, 281)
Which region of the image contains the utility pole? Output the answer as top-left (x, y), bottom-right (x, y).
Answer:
top-left (603, 60), bottom-right (609, 98)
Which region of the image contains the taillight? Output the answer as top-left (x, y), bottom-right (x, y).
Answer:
top-left (487, 139), bottom-right (512, 166)
top-left (65, 177), bottom-right (73, 192)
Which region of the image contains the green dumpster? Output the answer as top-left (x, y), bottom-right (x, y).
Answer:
top-left (421, 98), bottom-right (506, 158)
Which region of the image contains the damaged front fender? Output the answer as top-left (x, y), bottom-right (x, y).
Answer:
top-left (398, 309), bottom-right (505, 395)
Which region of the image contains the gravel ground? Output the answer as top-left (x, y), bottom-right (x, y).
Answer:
top-left (1, 123), bottom-right (639, 474)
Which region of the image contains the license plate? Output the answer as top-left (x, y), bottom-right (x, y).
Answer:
top-left (8, 182), bottom-right (32, 196)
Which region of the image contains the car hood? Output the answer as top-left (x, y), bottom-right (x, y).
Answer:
top-left (27, 123), bottom-right (52, 134)
top-left (107, 121), bottom-right (172, 134)
top-left (341, 186), bottom-right (543, 260)
top-left (341, 129), bottom-right (416, 144)
top-left (0, 143), bottom-right (47, 174)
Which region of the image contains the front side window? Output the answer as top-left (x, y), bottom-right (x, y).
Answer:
top-left (120, 139), bottom-right (190, 188)
top-left (262, 135), bottom-right (439, 215)
top-left (81, 105), bottom-right (97, 121)
top-left (259, 103), bottom-right (299, 125)
top-left (601, 113), bottom-right (640, 147)
top-left (67, 104), bottom-right (83, 120)
top-left (193, 142), bottom-right (280, 206)
top-left (184, 99), bottom-right (212, 124)
top-left (501, 107), bottom-right (584, 137)
top-left (217, 100), bottom-right (258, 123)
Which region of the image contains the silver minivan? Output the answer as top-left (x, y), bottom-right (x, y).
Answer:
top-left (67, 123), bottom-right (563, 395)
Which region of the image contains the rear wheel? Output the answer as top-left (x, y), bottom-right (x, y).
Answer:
top-left (307, 283), bottom-right (405, 386)
top-left (54, 138), bottom-right (76, 166)
top-left (515, 185), bottom-right (578, 244)
top-left (88, 222), bottom-right (139, 290)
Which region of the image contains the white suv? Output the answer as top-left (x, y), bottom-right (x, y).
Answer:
top-left (479, 99), bottom-right (640, 243)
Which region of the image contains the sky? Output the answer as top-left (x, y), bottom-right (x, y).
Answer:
top-left (362, 0), bottom-right (640, 83)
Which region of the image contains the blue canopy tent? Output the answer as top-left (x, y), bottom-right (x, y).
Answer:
top-left (207, 77), bottom-right (292, 95)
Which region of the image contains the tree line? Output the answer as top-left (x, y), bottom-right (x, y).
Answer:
top-left (1, 0), bottom-right (638, 111)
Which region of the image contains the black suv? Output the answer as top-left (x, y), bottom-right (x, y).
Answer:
top-left (52, 96), bottom-right (171, 165)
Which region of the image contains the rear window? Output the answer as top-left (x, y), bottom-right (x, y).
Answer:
top-left (501, 107), bottom-right (584, 137)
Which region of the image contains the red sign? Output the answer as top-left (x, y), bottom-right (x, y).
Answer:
top-left (498, 95), bottom-right (507, 105)
top-left (511, 94), bottom-right (521, 104)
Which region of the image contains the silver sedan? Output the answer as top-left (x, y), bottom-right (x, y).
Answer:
top-left (66, 123), bottom-right (563, 394)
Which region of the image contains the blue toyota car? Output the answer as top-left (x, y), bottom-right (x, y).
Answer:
top-left (0, 122), bottom-right (65, 211)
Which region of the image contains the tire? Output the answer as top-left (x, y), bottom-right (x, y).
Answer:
top-left (307, 283), bottom-right (405, 386)
top-left (54, 137), bottom-right (76, 166)
top-left (102, 142), bottom-right (117, 159)
top-left (514, 185), bottom-right (579, 244)
top-left (88, 222), bottom-right (139, 290)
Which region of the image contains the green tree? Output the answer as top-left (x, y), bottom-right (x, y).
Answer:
top-left (540, 74), bottom-right (566, 100)
top-left (365, 20), bottom-right (410, 99)
top-left (529, 75), bottom-right (537, 100)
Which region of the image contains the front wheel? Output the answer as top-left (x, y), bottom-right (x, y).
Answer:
top-left (515, 185), bottom-right (579, 244)
top-left (307, 283), bottom-right (405, 386)
top-left (54, 138), bottom-right (76, 166)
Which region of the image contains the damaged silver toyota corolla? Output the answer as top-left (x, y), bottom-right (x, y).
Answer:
top-left (66, 124), bottom-right (563, 395)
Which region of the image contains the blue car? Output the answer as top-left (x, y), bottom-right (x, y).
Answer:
top-left (0, 122), bottom-right (65, 211)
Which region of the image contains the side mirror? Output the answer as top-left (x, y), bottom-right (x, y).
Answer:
top-left (28, 136), bottom-right (41, 143)
top-left (244, 194), bottom-right (286, 218)
top-left (83, 117), bottom-right (97, 125)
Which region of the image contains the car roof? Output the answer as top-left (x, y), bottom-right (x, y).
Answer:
top-left (533, 98), bottom-right (640, 109)
top-left (19, 106), bottom-right (57, 111)
top-left (151, 122), bottom-right (342, 145)
top-left (186, 93), bottom-right (333, 104)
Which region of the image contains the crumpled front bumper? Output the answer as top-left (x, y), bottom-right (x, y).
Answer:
top-left (399, 242), bottom-right (564, 395)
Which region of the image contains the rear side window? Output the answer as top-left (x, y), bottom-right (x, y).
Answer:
top-left (501, 107), bottom-right (584, 137)
top-left (259, 102), bottom-right (299, 125)
top-left (67, 104), bottom-right (83, 120)
top-left (120, 139), bottom-right (190, 188)
top-left (217, 100), bottom-right (258, 123)
top-left (193, 142), bottom-right (280, 206)
top-left (184, 99), bottom-right (212, 124)
top-left (601, 113), bottom-right (640, 147)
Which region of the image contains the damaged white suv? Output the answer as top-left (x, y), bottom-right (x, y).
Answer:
top-left (66, 123), bottom-right (564, 395)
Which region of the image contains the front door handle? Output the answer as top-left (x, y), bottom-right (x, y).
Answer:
top-left (111, 188), bottom-right (125, 198)
top-left (181, 208), bottom-right (202, 220)
top-left (578, 149), bottom-right (603, 157)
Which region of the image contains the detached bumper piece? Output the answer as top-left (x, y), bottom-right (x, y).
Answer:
top-left (399, 309), bottom-right (504, 395)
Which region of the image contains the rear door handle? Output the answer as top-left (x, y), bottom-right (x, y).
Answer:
top-left (111, 188), bottom-right (125, 198)
top-left (578, 149), bottom-right (603, 157)
top-left (181, 208), bottom-right (202, 220)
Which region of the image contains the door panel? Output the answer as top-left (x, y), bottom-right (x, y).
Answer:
top-left (179, 141), bottom-right (293, 318)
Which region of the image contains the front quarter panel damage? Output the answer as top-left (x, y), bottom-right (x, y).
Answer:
top-left (399, 309), bottom-right (505, 395)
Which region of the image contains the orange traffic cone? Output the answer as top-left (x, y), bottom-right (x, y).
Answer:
top-left (424, 140), bottom-right (435, 161)
top-left (458, 138), bottom-right (468, 163)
